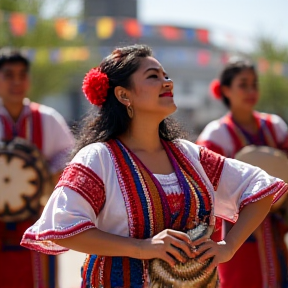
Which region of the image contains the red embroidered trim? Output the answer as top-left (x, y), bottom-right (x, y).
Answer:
top-left (222, 115), bottom-right (244, 155)
top-left (199, 146), bottom-right (225, 191)
top-left (30, 102), bottom-right (43, 151)
top-left (239, 181), bottom-right (288, 210)
top-left (0, 115), bottom-right (13, 140)
top-left (263, 114), bottom-right (278, 145)
top-left (21, 221), bottom-right (95, 255)
top-left (197, 140), bottom-right (225, 156)
top-left (56, 163), bottom-right (105, 216)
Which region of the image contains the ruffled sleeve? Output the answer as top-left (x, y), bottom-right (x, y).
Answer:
top-left (200, 147), bottom-right (288, 223)
top-left (21, 143), bottom-right (108, 255)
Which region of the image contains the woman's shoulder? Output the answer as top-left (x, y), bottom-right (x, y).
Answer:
top-left (70, 142), bottom-right (112, 171)
top-left (172, 139), bottom-right (200, 160)
top-left (197, 117), bottom-right (229, 143)
top-left (258, 111), bottom-right (286, 126)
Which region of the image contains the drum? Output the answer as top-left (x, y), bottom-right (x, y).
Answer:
top-left (0, 137), bottom-right (52, 222)
top-left (149, 224), bottom-right (219, 288)
top-left (235, 145), bottom-right (288, 182)
top-left (235, 145), bottom-right (288, 222)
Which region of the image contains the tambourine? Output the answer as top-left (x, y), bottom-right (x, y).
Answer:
top-left (0, 137), bottom-right (52, 222)
top-left (149, 223), bottom-right (219, 288)
top-left (235, 145), bottom-right (288, 182)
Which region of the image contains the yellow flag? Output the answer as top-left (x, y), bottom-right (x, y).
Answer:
top-left (273, 62), bottom-right (283, 75)
top-left (55, 19), bottom-right (77, 40)
top-left (34, 49), bottom-right (49, 64)
top-left (96, 17), bottom-right (115, 39)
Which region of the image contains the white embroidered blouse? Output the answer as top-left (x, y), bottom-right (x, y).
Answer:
top-left (21, 139), bottom-right (287, 254)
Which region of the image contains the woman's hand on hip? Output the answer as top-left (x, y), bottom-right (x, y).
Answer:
top-left (193, 239), bottom-right (234, 270)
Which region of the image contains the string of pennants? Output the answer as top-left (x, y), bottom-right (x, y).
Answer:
top-left (1, 10), bottom-right (209, 43)
top-left (17, 46), bottom-right (288, 77)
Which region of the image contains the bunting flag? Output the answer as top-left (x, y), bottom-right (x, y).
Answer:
top-left (4, 46), bottom-right (288, 78)
top-left (159, 26), bottom-right (182, 40)
top-left (9, 13), bottom-right (27, 36)
top-left (27, 15), bottom-right (37, 30)
top-left (272, 62), bottom-right (283, 75)
top-left (196, 29), bottom-right (209, 44)
top-left (197, 50), bottom-right (210, 66)
top-left (258, 58), bottom-right (270, 73)
top-left (55, 19), bottom-right (78, 40)
top-left (96, 17), bottom-right (115, 39)
top-left (184, 28), bottom-right (195, 41)
top-left (59, 47), bottom-right (90, 62)
top-left (124, 19), bottom-right (142, 38)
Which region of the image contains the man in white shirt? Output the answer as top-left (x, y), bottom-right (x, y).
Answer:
top-left (0, 50), bottom-right (74, 288)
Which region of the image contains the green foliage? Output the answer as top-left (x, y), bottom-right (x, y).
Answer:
top-left (253, 38), bottom-right (288, 121)
top-left (0, 0), bottom-right (90, 101)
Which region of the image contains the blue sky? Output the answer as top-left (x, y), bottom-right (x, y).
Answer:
top-left (43, 0), bottom-right (288, 50)
top-left (139, 0), bottom-right (288, 50)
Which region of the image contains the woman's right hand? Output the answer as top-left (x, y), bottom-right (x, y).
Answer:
top-left (139, 229), bottom-right (194, 267)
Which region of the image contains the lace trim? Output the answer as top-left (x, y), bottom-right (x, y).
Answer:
top-left (56, 163), bottom-right (105, 216)
top-left (154, 173), bottom-right (182, 195)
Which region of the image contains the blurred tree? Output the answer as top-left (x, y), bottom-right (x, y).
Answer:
top-left (254, 38), bottom-right (288, 122)
top-left (0, 0), bottom-right (93, 103)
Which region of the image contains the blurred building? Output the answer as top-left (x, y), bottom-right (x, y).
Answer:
top-left (83, 0), bottom-right (227, 137)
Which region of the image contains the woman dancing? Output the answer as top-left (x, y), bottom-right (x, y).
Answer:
top-left (22, 45), bottom-right (287, 288)
top-left (197, 59), bottom-right (288, 288)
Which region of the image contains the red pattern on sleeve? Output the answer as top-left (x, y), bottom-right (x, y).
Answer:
top-left (56, 163), bottom-right (105, 216)
top-left (196, 140), bottom-right (225, 156)
top-left (199, 146), bottom-right (225, 190)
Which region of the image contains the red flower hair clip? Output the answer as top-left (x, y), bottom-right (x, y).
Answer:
top-left (82, 67), bottom-right (110, 106)
top-left (209, 79), bottom-right (222, 100)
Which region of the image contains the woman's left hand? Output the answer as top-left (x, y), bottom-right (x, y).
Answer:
top-left (191, 237), bottom-right (235, 271)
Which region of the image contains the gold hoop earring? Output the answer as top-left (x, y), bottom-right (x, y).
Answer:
top-left (127, 104), bottom-right (134, 118)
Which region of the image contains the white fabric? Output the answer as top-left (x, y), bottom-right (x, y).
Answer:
top-left (0, 98), bottom-right (74, 173)
top-left (21, 139), bottom-right (286, 253)
top-left (197, 112), bottom-right (288, 158)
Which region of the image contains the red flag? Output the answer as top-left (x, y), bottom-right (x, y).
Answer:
top-left (10, 13), bottom-right (27, 36)
top-left (159, 26), bottom-right (182, 40)
top-left (196, 29), bottom-right (209, 43)
top-left (124, 19), bottom-right (142, 38)
top-left (258, 58), bottom-right (270, 73)
top-left (197, 50), bottom-right (210, 66)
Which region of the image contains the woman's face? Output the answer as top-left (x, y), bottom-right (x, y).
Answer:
top-left (128, 56), bottom-right (176, 120)
top-left (223, 69), bottom-right (259, 112)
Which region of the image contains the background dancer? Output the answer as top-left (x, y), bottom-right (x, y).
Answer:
top-left (197, 59), bottom-right (288, 288)
top-left (0, 51), bottom-right (74, 288)
top-left (21, 45), bottom-right (287, 288)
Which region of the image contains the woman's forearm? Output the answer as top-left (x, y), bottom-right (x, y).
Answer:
top-left (54, 228), bottom-right (141, 258)
top-left (224, 194), bottom-right (274, 254)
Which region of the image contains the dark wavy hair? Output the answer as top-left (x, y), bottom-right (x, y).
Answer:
top-left (219, 59), bottom-right (256, 107)
top-left (72, 44), bottom-right (186, 157)
top-left (0, 49), bottom-right (30, 71)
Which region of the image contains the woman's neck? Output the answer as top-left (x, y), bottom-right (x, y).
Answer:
top-left (230, 109), bottom-right (258, 134)
top-left (231, 109), bottom-right (255, 126)
top-left (118, 118), bottom-right (163, 153)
